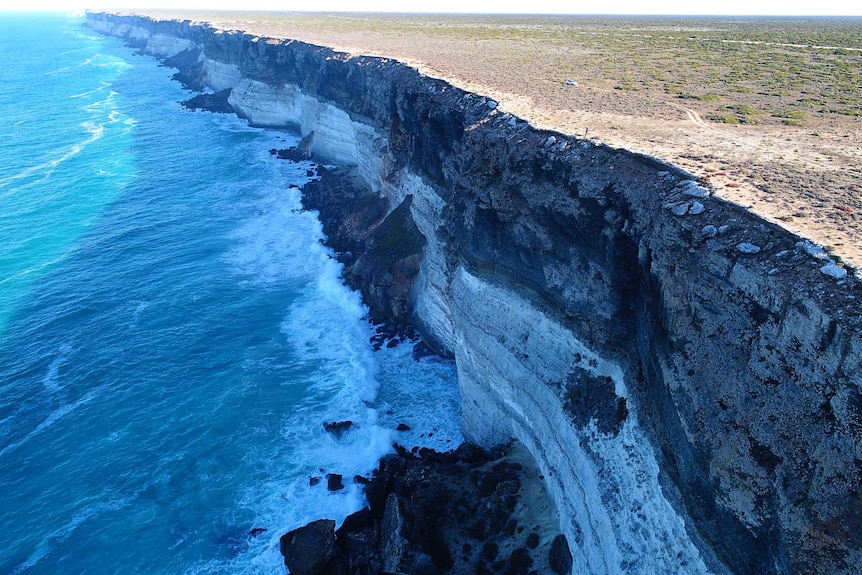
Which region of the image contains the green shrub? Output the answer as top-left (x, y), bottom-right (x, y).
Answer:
top-left (706, 113), bottom-right (740, 124)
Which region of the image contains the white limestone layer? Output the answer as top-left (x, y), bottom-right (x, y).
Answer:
top-left (448, 268), bottom-right (709, 574)
top-left (144, 34), bottom-right (194, 58)
top-left (87, 20), bottom-right (150, 42)
top-left (203, 58), bottom-right (242, 92)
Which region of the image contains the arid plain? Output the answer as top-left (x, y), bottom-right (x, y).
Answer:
top-left (135, 11), bottom-right (862, 267)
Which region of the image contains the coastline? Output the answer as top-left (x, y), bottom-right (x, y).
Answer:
top-left (85, 11), bottom-right (862, 575)
top-left (112, 10), bottom-right (862, 271)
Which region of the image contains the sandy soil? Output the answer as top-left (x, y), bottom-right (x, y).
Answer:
top-left (131, 10), bottom-right (862, 268)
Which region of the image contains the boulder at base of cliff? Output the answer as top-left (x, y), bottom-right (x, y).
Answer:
top-left (279, 518), bottom-right (336, 575)
top-left (549, 533), bottom-right (573, 574)
top-left (180, 88), bottom-right (234, 114)
top-left (280, 441), bottom-right (568, 574)
top-left (323, 420), bottom-right (354, 438)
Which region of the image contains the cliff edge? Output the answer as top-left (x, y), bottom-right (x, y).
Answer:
top-left (86, 12), bottom-right (862, 575)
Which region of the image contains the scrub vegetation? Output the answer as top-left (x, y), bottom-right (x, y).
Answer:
top-left (138, 10), bottom-right (862, 266)
top-left (157, 12), bottom-right (862, 125)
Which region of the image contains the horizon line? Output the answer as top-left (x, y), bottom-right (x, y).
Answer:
top-left (79, 9), bottom-right (862, 18)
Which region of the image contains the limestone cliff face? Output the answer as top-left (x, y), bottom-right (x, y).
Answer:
top-left (87, 12), bottom-right (862, 575)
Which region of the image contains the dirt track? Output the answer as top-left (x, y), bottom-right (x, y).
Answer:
top-left (133, 10), bottom-right (862, 268)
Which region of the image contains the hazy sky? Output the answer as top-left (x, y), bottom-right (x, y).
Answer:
top-left (9, 0), bottom-right (862, 16)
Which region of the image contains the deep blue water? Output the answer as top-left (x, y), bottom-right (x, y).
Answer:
top-left (0, 13), bottom-right (460, 574)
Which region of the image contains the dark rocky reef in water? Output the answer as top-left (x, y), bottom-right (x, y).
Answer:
top-left (87, 12), bottom-right (862, 574)
top-left (279, 443), bottom-right (572, 575)
top-left (180, 88), bottom-right (234, 114)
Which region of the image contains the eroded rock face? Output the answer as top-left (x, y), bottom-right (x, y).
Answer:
top-left (180, 88), bottom-right (234, 114)
top-left (87, 12), bottom-right (862, 574)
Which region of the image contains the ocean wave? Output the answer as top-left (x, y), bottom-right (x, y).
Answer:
top-left (210, 118), bottom-right (269, 135)
top-left (0, 119), bottom-right (107, 192)
top-left (43, 56), bottom-right (92, 76)
top-left (88, 52), bottom-right (132, 73)
top-left (0, 385), bottom-right (106, 459)
top-left (10, 494), bottom-right (133, 575)
top-left (42, 341), bottom-right (76, 392)
top-left (69, 81), bottom-right (111, 100)
top-left (224, 156), bottom-right (324, 285)
top-left (0, 249), bottom-right (67, 285)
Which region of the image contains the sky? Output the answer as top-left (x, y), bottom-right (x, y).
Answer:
top-left (5, 0), bottom-right (861, 16)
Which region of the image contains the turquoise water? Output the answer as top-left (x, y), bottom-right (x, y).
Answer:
top-left (0, 13), bottom-right (461, 574)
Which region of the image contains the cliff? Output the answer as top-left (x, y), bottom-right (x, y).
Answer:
top-left (86, 12), bottom-right (862, 575)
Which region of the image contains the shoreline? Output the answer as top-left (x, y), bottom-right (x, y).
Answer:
top-left (86, 11), bottom-right (862, 574)
top-left (173, 24), bottom-right (572, 574)
top-left (187, 77), bottom-right (572, 575)
top-left (279, 440), bottom-right (572, 575)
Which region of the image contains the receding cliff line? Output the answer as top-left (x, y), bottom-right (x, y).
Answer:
top-left (87, 12), bottom-right (862, 575)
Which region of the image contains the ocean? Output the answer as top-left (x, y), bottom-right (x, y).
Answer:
top-left (0, 12), bottom-right (461, 574)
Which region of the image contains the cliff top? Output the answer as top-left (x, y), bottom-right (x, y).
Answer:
top-left (123, 10), bottom-right (862, 269)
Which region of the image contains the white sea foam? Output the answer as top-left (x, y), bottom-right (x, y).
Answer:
top-left (0, 385), bottom-right (106, 459)
top-left (0, 251), bottom-right (70, 286)
top-left (209, 113), bottom-right (268, 134)
top-left (0, 133), bottom-right (101, 191)
top-left (282, 270), bottom-right (374, 388)
top-left (373, 341), bottom-right (462, 452)
top-left (130, 300), bottom-right (150, 324)
top-left (224, 131), bottom-right (331, 286)
top-left (226, 191), bottom-right (325, 286)
top-left (69, 81), bottom-right (111, 99)
top-left (42, 342), bottom-right (75, 392)
top-left (10, 495), bottom-right (133, 575)
top-left (205, 124), bottom-right (461, 573)
top-left (0, 112), bottom-right (113, 194)
top-left (222, 124), bottom-right (389, 496)
top-left (88, 52), bottom-right (133, 73)
top-left (199, 336), bottom-right (462, 575)
top-left (190, 330), bottom-right (394, 574)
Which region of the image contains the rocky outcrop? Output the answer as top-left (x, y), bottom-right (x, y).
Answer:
top-left (87, 12), bottom-right (862, 575)
top-left (299, 164), bottom-right (426, 327)
top-left (280, 519), bottom-right (337, 575)
top-left (180, 88), bottom-right (234, 113)
top-left (279, 442), bottom-right (569, 575)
